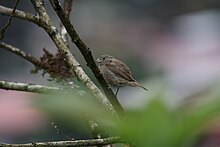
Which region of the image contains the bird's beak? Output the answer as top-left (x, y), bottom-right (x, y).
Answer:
top-left (96, 58), bottom-right (101, 63)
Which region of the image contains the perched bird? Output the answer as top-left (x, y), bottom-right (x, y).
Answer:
top-left (97, 54), bottom-right (148, 95)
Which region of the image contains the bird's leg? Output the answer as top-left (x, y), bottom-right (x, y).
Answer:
top-left (115, 87), bottom-right (120, 96)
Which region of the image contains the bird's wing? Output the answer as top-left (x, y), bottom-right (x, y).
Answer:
top-left (105, 59), bottom-right (135, 82)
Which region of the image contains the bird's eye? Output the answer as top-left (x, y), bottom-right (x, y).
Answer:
top-left (103, 57), bottom-right (105, 60)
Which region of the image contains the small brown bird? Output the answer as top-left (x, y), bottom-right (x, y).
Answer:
top-left (97, 54), bottom-right (148, 95)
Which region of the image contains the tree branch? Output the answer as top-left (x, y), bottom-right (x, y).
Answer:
top-left (0, 5), bottom-right (40, 25)
top-left (59, 1), bottom-right (112, 143)
top-left (0, 80), bottom-right (61, 93)
top-left (0, 137), bottom-right (121, 147)
top-left (0, 0), bottom-right (20, 39)
top-left (30, 0), bottom-right (118, 117)
top-left (63, 0), bottom-right (73, 17)
top-left (60, 0), bottom-right (73, 47)
top-left (49, 0), bottom-right (125, 117)
top-left (0, 41), bottom-right (46, 68)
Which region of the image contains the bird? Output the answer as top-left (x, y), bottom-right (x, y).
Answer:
top-left (96, 54), bottom-right (148, 95)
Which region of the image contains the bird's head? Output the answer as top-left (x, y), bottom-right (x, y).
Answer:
top-left (96, 54), bottom-right (114, 65)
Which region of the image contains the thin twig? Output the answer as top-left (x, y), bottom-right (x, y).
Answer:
top-left (51, 122), bottom-right (74, 141)
top-left (0, 0), bottom-right (20, 39)
top-left (0, 80), bottom-right (61, 93)
top-left (60, 0), bottom-right (73, 47)
top-left (63, 0), bottom-right (73, 17)
top-left (0, 5), bottom-right (40, 25)
top-left (0, 137), bottom-right (122, 147)
top-left (49, 0), bottom-right (125, 117)
top-left (0, 41), bottom-right (46, 68)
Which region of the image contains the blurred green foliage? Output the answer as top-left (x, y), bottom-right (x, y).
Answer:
top-left (36, 89), bottom-right (220, 147)
top-left (119, 98), bottom-right (220, 147)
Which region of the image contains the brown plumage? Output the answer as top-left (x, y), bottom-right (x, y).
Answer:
top-left (97, 54), bottom-right (148, 95)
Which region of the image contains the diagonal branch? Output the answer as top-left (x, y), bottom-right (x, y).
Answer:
top-left (60, 0), bottom-right (73, 47)
top-left (30, 0), bottom-right (118, 117)
top-left (0, 5), bottom-right (55, 31)
top-left (59, 1), bottom-right (114, 142)
top-left (63, 0), bottom-right (73, 17)
top-left (0, 5), bottom-right (40, 25)
top-left (0, 137), bottom-right (122, 147)
top-left (0, 41), bottom-right (46, 68)
top-left (0, 0), bottom-right (20, 39)
top-left (0, 80), bottom-right (61, 93)
top-left (49, 0), bottom-right (125, 117)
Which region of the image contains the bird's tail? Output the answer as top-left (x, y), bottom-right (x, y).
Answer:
top-left (129, 81), bottom-right (148, 91)
top-left (137, 84), bottom-right (148, 91)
